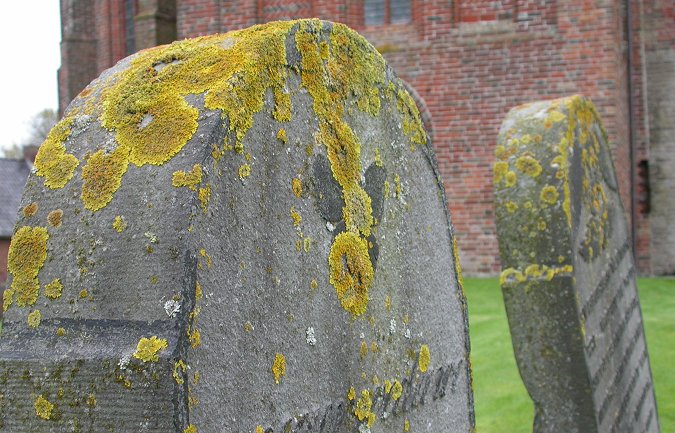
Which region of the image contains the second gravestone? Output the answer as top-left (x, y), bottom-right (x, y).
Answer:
top-left (1, 20), bottom-right (473, 432)
top-left (494, 96), bottom-right (660, 433)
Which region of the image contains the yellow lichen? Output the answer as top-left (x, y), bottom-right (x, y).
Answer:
top-left (360, 341), bottom-right (368, 359)
top-left (79, 289), bottom-right (89, 299)
top-left (34, 117), bottom-right (79, 189)
top-left (189, 329), bottom-right (202, 348)
top-left (290, 207), bottom-right (302, 227)
top-left (34, 395), bottom-right (54, 420)
top-left (404, 418), bottom-right (410, 432)
top-left (3, 288), bottom-right (14, 312)
top-left (292, 177), bottom-right (302, 198)
top-left (354, 390), bottom-right (373, 422)
top-left (395, 88), bottom-right (426, 147)
top-left (277, 128), bottom-right (288, 143)
top-left (545, 110), bottom-right (566, 125)
top-left (47, 209), bottom-right (63, 228)
top-left (56, 327), bottom-right (66, 336)
top-left (515, 155), bottom-right (542, 178)
top-left (44, 279), bottom-right (63, 299)
top-left (374, 148), bottom-right (383, 167)
top-left (499, 268), bottom-right (525, 286)
top-left (343, 186), bottom-right (374, 237)
top-left (504, 171), bottom-right (517, 187)
top-left (27, 309), bottom-right (42, 328)
top-left (133, 336), bottom-right (168, 362)
top-left (172, 164), bottom-right (203, 190)
top-left (418, 344), bottom-right (430, 372)
top-left (505, 201), bottom-right (518, 213)
top-left (540, 185), bottom-right (559, 205)
top-left (112, 215), bottom-right (127, 233)
top-left (87, 394), bottom-right (97, 407)
top-left (183, 425), bottom-right (197, 433)
top-left (239, 163), bottom-right (251, 179)
top-left (384, 380), bottom-right (392, 394)
top-left (23, 202), bottom-right (38, 217)
top-left (310, 279), bottom-right (318, 290)
top-left (453, 237), bottom-right (464, 290)
top-left (271, 353), bottom-right (286, 384)
top-left (198, 185), bottom-right (211, 213)
top-left (493, 161), bottom-right (508, 184)
top-left (328, 232), bottom-right (374, 317)
top-left (81, 146), bottom-right (130, 211)
top-left (256, 426), bottom-right (264, 433)
top-left (394, 174), bottom-right (402, 197)
top-left (173, 360), bottom-right (187, 384)
top-left (8, 226), bottom-right (49, 307)
top-left (347, 386), bottom-right (356, 401)
top-left (391, 380), bottom-right (403, 400)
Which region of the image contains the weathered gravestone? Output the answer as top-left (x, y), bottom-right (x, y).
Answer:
top-left (0, 19), bottom-right (473, 432)
top-left (494, 95), bottom-right (660, 433)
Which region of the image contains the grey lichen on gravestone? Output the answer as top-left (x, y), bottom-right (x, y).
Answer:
top-left (0, 19), bottom-right (473, 432)
top-left (494, 96), bottom-right (660, 433)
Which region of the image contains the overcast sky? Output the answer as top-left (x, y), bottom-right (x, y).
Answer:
top-left (0, 2), bottom-right (61, 155)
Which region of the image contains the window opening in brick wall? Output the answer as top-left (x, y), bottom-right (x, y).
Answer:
top-left (364, 0), bottom-right (411, 26)
top-left (125, 0), bottom-right (136, 55)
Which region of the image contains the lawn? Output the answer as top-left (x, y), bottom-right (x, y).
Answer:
top-left (465, 277), bottom-right (675, 433)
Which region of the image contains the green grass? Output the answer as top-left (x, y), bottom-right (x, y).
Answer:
top-left (465, 277), bottom-right (675, 433)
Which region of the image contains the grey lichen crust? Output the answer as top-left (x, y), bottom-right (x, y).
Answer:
top-left (1, 20), bottom-right (473, 432)
top-left (494, 96), bottom-right (660, 433)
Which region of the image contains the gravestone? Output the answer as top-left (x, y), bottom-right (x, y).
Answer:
top-left (494, 96), bottom-right (660, 433)
top-left (0, 19), bottom-right (473, 432)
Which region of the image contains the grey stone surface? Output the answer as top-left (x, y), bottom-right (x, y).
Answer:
top-left (0, 19), bottom-right (473, 432)
top-left (494, 96), bottom-right (660, 433)
top-left (647, 47), bottom-right (675, 275)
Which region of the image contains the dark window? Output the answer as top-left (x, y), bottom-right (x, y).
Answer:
top-left (364, 0), bottom-right (411, 26)
top-left (390, 0), bottom-right (411, 24)
top-left (125, 0), bottom-right (136, 55)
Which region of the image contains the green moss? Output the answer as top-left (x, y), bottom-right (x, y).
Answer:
top-left (133, 336), bottom-right (168, 362)
top-left (328, 232), bottom-right (374, 317)
top-left (34, 118), bottom-right (79, 189)
top-left (8, 226), bottom-right (49, 307)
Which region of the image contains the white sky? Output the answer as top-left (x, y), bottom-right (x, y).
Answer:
top-left (0, 2), bottom-right (61, 154)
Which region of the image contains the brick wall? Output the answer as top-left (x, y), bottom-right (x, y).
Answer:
top-left (57, 0), bottom-right (675, 275)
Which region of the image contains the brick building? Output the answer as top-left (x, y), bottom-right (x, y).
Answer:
top-left (57, 0), bottom-right (675, 275)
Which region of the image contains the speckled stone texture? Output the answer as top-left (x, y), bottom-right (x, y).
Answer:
top-left (494, 96), bottom-right (660, 433)
top-left (0, 20), bottom-right (473, 432)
